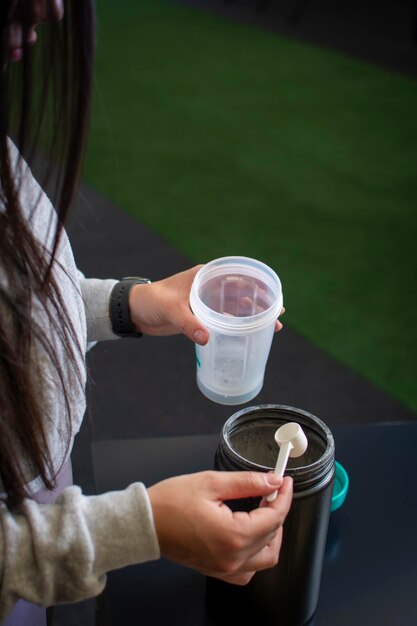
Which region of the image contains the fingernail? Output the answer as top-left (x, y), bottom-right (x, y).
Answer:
top-left (193, 329), bottom-right (207, 345)
top-left (267, 474), bottom-right (281, 486)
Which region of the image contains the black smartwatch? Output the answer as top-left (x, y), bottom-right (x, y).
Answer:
top-left (110, 277), bottom-right (151, 338)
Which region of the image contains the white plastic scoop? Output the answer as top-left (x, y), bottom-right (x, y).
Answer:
top-left (266, 422), bottom-right (308, 502)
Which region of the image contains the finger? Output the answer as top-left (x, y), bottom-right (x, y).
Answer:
top-left (224, 475), bottom-right (290, 541)
top-left (230, 526), bottom-right (279, 563)
top-left (214, 531), bottom-right (283, 584)
top-left (208, 281), bottom-right (272, 316)
top-left (212, 471), bottom-right (283, 502)
top-left (238, 295), bottom-right (272, 316)
top-left (236, 530), bottom-right (282, 573)
top-left (274, 306), bottom-right (285, 332)
top-left (263, 476), bottom-right (293, 518)
top-left (212, 570), bottom-right (256, 586)
top-left (170, 304), bottom-right (209, 344)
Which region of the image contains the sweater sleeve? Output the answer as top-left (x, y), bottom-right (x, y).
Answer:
top-left (0, 483), bottom-right (160, 620)
top-left (78, 276), bottom-right (119, 343)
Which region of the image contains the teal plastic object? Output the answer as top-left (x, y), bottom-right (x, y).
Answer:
top-left (331, 461), bottom-right (349, 512)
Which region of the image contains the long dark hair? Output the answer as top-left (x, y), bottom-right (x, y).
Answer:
top-left (0, 0), bottom-right (95, 505)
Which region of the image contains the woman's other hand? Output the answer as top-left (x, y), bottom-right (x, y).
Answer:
top-left (128, 265), bottom-right (209, 345)
top-left (148, 470), bottom-right (293, 585)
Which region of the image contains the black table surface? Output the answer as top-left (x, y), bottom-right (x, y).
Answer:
top-left (92, 421), bottom-right (417, 625)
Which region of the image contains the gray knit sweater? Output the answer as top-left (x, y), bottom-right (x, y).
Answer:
top-left (0, 143), bottom-right (160, 621)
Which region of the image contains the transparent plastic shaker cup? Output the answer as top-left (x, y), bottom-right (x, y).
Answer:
top-left (189, 256), bottom-right (283, 405)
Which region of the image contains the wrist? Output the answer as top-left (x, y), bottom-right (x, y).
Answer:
top-left (128, 282), bottom-right (152, 333)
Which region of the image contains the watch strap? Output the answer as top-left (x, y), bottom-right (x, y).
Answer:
top-left (110, 277), bottom-right (151, 338)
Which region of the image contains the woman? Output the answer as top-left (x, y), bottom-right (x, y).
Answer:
top-left (0, 2), bottom-right (292, 625)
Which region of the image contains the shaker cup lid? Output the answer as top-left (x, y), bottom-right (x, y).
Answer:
top-left (331, 461), bottom-right (349, 512)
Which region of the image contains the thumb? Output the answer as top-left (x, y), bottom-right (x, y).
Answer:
top-left (174, 305), bottom-right (209, 345)
top-left (213, 471), bottom-right (283, 502)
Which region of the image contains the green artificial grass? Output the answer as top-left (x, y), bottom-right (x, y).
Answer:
top-left (84, 0), bottom-right (417, 414)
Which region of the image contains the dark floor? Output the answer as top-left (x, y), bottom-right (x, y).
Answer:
top-left (53, 2), bottom-right (417, 622)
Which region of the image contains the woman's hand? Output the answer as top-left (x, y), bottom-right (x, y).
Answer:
top-left (128, 265), bottom-right (209, 345)
top-left (128, 265), bottom-right (285, 345)
top-left (148, 471), bottom-right (293, 585)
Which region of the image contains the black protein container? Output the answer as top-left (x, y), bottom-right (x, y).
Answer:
top-left (206, 404), bottom-right (335, 626)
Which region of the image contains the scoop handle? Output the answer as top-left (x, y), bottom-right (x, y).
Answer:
top-left (266, 441), bottom-right (292, 502)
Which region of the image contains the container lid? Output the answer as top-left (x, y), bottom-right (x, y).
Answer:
top-left (190, 256), bottom-right (283, 333)
top-left (331, 461), bottom-right (349, 512)
top-left (219, 405), bottom-right (335, 494)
